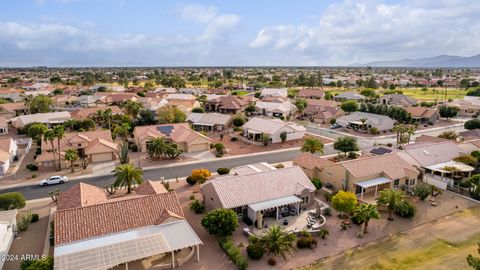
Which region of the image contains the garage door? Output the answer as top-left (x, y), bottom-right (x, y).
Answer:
top-left (188, 143), bottom-right (209, 152)
top-left (91, 153), bottom-right (113, 163)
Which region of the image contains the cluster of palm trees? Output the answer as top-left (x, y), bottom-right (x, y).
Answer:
top-left (146, 137), bottom-right (183, 160)
top-left (392, 123), bottom-right (416, 148)
top-left (43, 125), bottom-right (65, 171)
top-left (376, 189), bottom-right (406, 221)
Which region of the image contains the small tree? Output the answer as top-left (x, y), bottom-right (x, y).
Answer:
top-left (294, 99), bottom-right (308, 113)
top-left (112, 163), bottom-right (144, 194)
top-left (27, 123), bottom-right (48, 142)
top-left (201, 208), bottom-right (238, 237)
top-left (331, 190), bottom-right (357, 218)
top-left (376, 189), bottom-right (405, 221)
top-left (259, 225), bottom-right (296, 260)
top-left (233, 115), bottom-right (246, 127)
top-left (0, 192), bottom-right (26, 210)
top-left (311, 177), bottom-right (323, 190)
top-left (333, 136), bottom-right (359, 156)
top-left (465, 119), bottom-right (480, 130)
top-left (191, 169), bottom-right (211, 184)
top-left (262, 134), bottom-right (270, 146)
top-left (340, 100), bottom-right (359, 114)
top-left (280, 131), bottom-right (287, 143)
top-left (301, 138), bottom-right (324, 154)
top-left (353, 204), bottom-right (380, 237)
top-left (64, 148), bottom-right (79, 173)
top-left (439, 106), bottom-right (458, 120)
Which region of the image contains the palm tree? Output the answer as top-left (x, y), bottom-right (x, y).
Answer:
top-left (63, 119), bottom-right (77, 132)
top-left (147, 137), bottom-right (168, 159)
top-left (53, 125), bottom-right (65, 171)
top-left (354, 204), bottom-right (380, 237)
top-left (301, 138), bottom-right (324, 155)
top-left (24, 94), bottom-right (33, 114)
top-left (112, 163), bottom-right (144, 194)
top-left (123, 100), bottom-right (143, 119)
top-left (359, 117), bottom-right (368, 130)
top-left (113, 123), bottom-right (131, 141)
top-left (43, 129), bottom-right (57, 170)
top-left (376, 189), bottom-right (405, 221)
top-left (406, 125), bottom-right (416, 144)
top-left (94, 109), bottom-right (104, 126)
top-left (64, 148), bottom-right (79, 172)
top-left (259, 225), bottom-right (296, 260)
top-left (103, 108), bottom-right (113, 130)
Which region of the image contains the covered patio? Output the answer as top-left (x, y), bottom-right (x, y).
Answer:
top-left (191, 123), bottom-right (215, 132)
top-left (247, 195), bottom-right (302, 229)
top-left (424, 161), bottom-right (474, 183)
top-left (355, 177), bottom-right (392, 203)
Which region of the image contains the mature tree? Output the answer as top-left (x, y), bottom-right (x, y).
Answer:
top-left (259, 225), bottom-right (296, 260)
top-left (53, 125), bottom-right (65, 171)
top-left (331, 191), bottom-right (357, 218)
top-left (64, 148), bottom-right (79, 173)
top-left (201, 208), bottom-right (238, 237)
top-left (340, 100), bottom-right (359, 114)
top-left (157, 105), bottom-right (186, 124)
top-left (353, 204), bottom-right (380, 237)
top-left (467, 242), bottom-right (480, 270)
top-left (196, 95), bottom-right (208, 107)
top-left (113, 123), bottom-right (131, 141)
top-left (465, 119), bottom-right (480, 130)
top-left (333, 136), bottom-right (359, 156)
top-left (439, 106), bottom-right (458, 119)
top-left (301, 138), bottom-right (324, 154)
top-left (112, 163), bottom-right (144, 194)
top-left (27, 123), bottom-right (47, 142)
top-left (233, 115), bottom-right (246, 127)
top-left (135, 109), bottom-right (157, 126)
top-left (63, 119), bottom-right (77, 131)
top-left (81, 119), bottom-right (96, 131)
top-left (280, 131), bottom-right (287, 143)
top-left (438, 130), bottom-right (459, 141)
top-left (147, 137), bottom-right (183, 159)
top-left (29, 95), bottom-right (53, 113)
top-left (43, 129), bottom-right (57, 170)
top-left (103, 108), bottom-right (113, 130)
top-left (191, 168), bottom-right (212, 184)
top-left (376, 189), bottom-right (405, 221)
top-left (123, 100), bottom-right (143, 119)
top-left (294, 99), bottom-right (308, 113)
top-left (245, 105), bottom-right (256, 114)
top-left (191, 107), bottom-right (204, 113)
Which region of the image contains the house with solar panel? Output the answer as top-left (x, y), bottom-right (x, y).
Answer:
top-left (133, 123), bottom-right (212, 153)
top-left (53, 181), bottom-right (202, 270)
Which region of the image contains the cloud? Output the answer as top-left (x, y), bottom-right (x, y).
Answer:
top-left (177, 4), bottom-right (218, 23)
top-left (250, 0), bottom-right (480, 65)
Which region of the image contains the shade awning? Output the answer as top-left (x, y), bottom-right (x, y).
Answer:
top-left (193, 122), bottom-right (215, 126)
top-left (248, 195), bottom-right (302, 212)
top-left (356, 177), bottom-right (392, 188)
top-left (425, 161), bottom-right (475, 173)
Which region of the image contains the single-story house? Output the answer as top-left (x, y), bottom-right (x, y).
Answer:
top-left (336, 111), bottom-right (395, 131)
top-left (0, 117), bottom-right (8, 135)
top-left (242, 117), bottom-right (306, 143)
top-left (334, 92), bottom-right (366, 102)
top-left (379, 94), bottom-right (417, 106)
top-left (166, 99), bottom-right (201, 113)
top-left (303, 99), bottom-right (344, 124)
top-left (460, 129), bottom-right (480, 142)
top-left (70, 106), bottom-right (122, 120)
top-left (0, 138), bottom-right (18, 175)
top-left (255, 101), bottom-right (296, 117)
top-left (201, 166), bottom-right (315, 227)
top-left (292, 152), bottom-right (335, 178)
top-left (297, 89), bottom-right (325, 99)
top-left (0, 102), bottom-right (28, 119)
top-left (404, 106), bottom-right (439, 123)
top-left (186, 113), bottom-right (232, 132)
top-left (36, 130), bottom-right (118, 168)
top-left (260, 88), bottom-right (288, 98)
top-left (11, 111), bottom-right (72, 129)
top-left (448, 96), bottom-right (480, 117)
top-left (133, 123), bottom-right (211, 153)
top-left (0, 209), bottom-right (17, 270)
top-left (204, 96), bottom-right (250, 114)
top-left (76, 95), bottom-right (109, 108)
top-left (54, 182), bottom-right (202, 270)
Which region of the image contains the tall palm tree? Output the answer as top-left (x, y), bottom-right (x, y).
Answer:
top-left (123, 100), bottom-right (143, 120)
top-left (259, 225), bottom-right (296, 260)
top-left (354, 204), bottom-right (380, 237)
top-left (103, 108), bottom-right (113, 130)
top-left (64, 148), bottom-right (79, 173)
top-left (112, 163), bottom-right (144, 194)
top-left (376, 189), bottom-right (405, 221)
top-left (53, 125), bottom-right (65, 171)
top-left (406, 125), bottom-right (416, 144)
top-left (43, 129), bottom-right (57, 170)
top-left (300, 138), bottom-right (324, 155)
top-left (94, 109), bottom-right (104, 126)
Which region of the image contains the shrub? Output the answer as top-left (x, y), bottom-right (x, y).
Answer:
top-left (274, 163), bottom-right (284, 169)
top-left (31, 213), bottom-right (39, 223)
top-left (186, 176), bottom-right (197, 185)
top-left (369, 127), bottom-right (379, 135)
top-left (31, 174), bottom-right (37, 178)
top-left (296, 232), bottom-right (317, 249)
top-left (330, 118), bottom-right (337, 125)
top-left (348, 152), bottom-right (359, 159)
top-left (351, 213), bottom-right (364, 225)
top-left (395, 201), bottom-right (417, 218)
top-left (246, 243), bottom-right (264, 260)
top-left (268, 257), bottom-right (276, 266)
top-left (0, 192), bottom-right (26, 210)
top-left (215, 152), bottom-right (224, 158)
top-left (21, 256), bottom-right (54, 270)
top-left (130, 144), bottom-right (138, 152)
top-left (219, 237), bottom-right (248, 270)
top-left (26, 163), bottom-right (38, 171)
top-left (322, 207), bottom-right (332, 216)
top-left (18, 210), bottom-right (33, 231)
top-left (191, 169), bottom-right (212, 184)
top-left (202, 209), bottom-right (238, 237)
top-left (311, 177), bottom-right (323, 190)
top-left (35, 148), bottom-right (41, 155)
top-left (190, 199), bottom-right (205, 214)
top-left (217, 168), bottom-right (230, 175)
top-left (230, 137), bottom-right (238, 142)
top-left (233, 116), bottom-right (246, 127)
top-left (413, 184), bottom-right (431, 201)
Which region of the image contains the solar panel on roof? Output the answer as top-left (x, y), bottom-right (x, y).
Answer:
top-left (157, 125), bottom-right (174, 136)
top-left (370, 147), bottom-right (392, 156)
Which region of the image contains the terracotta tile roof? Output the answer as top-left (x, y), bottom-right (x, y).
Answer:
top-left (41, 130), bottom-right (114, 152)
top-left (0, 102), bottom-right (26, 111)
top-left (209, 96), bottom-right (248, 110)
top-left (135, 180), bottom-right (168, 195)
top-left (57, 183), bottom-right (107, 211)
top-left (84, 137), bottom-right (118, 154)
top-left (306, 99), bottom-right (339, 107)
top-left (460, 129), bottom-right (480, 141)
top-left (133, 123), bottom-right (211, 145)
top-left (405, 106), bottom-right (438, 118)
top-left (55, 189), bottom-right (184, 245)
top-left (341, 154), bottom-right (419, 180)
top-left (298, 89), bottom-right (325, 98)
top-left (0, 138), bottom-right (12, 153)
top-left (293, 152), bottom-right (335, 170)
top-left (70, 106), bottom-right (122, 119)
top-left (415, 135), bottom-right (449, 144)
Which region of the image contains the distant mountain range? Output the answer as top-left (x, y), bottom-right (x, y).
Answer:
top-left (353, 54), bottom-right (480, 68)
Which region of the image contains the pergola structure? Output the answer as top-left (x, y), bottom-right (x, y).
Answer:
top-left (355, 177), bottom-right (392, 199)
top-left (425, 161), bottom-right (474, 181)
top-left (247, 195), bottom-right (302, 229)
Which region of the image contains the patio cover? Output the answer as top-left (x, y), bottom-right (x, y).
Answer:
top-left (356, 177), bottom-right (392, 188)
top-left (54, 220), bottom-right (202, 270)
top-left (248, 195), bottom-right (302, 213)
top-left (193, 122), bottom-right (215, 126)
top-left (425, 161), bottom-right (475, 173)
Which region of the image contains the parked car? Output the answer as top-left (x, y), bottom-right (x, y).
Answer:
top-left (39, 176), bottom-right (68, 186)
top-left (330, 123), bottom-right (341, 129)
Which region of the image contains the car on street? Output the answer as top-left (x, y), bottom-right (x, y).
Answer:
top-left (39, 175), bottom-right (69, 186)
top-left (330, 123), bottom-right (341, 129)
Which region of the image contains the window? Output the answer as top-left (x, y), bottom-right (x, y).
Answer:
top-left (232, 206), bottom-right (243, 216)
top-left (301, 196), bottom-right (309, 204)
top-left (409, 179), bottom-right (416, 186)
top-left (393, 179), bottom-right (400, 188)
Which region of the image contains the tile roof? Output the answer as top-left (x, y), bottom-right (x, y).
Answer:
top-left (404, 106), bottom-right (437, 118)
top-left (135, 180), bottom-right (169, 195)
top-left (84, 137), bottom-right (118, 154)
top-left (292, 152), bottom-right (335, 170)
top-left (55, 185), bottom-right (183, 245)
top-left (341, 153), bottom-right (419, 180)
top-left (70, 106), bottom-right (122, 119)
top-left (0, 102), bottom-right (26, 111)
top-left (187, 112), bottom-right (232, 126)
top-left (133, 123), bottom-right (211, 145)
top-left (415, 134), bottom-right (449, 144)
top-left (41, 130), bottom-right (114, 152)
top-left (12, 111), bottom-right (71, 126)
top-left (297, 89), bottom-right (325, 98)
top-left (209, 96), bottom-right (248, 110)
top-left (242, 117), bottom-right (306, 135)
top-left (201, 166), bottom-right (314, 209)
top-left (400, 141), bottom-right (466, 167)
top-left (57, 183), bottom-right (107, 211)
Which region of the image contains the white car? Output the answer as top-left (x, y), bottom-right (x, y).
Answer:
top-left (39, 176), bottom-right (68, 186)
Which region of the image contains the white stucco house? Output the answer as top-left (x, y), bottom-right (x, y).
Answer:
top-left (0, 210), bottom-right (17, 270)
top-left (242, 117), bottom-right (306, 143)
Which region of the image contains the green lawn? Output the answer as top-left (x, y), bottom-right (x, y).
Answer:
top-left (324, 87), bottom-right (467, 101)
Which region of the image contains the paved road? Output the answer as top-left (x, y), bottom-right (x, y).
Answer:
top-left (0, 149), bottom-right (303, 200)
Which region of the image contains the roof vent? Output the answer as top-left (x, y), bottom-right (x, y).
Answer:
top-left (423, 150), bottom-right (430, 155)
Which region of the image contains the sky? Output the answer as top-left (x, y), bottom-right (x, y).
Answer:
top-left (1, 0), bottom-right (480, 67)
